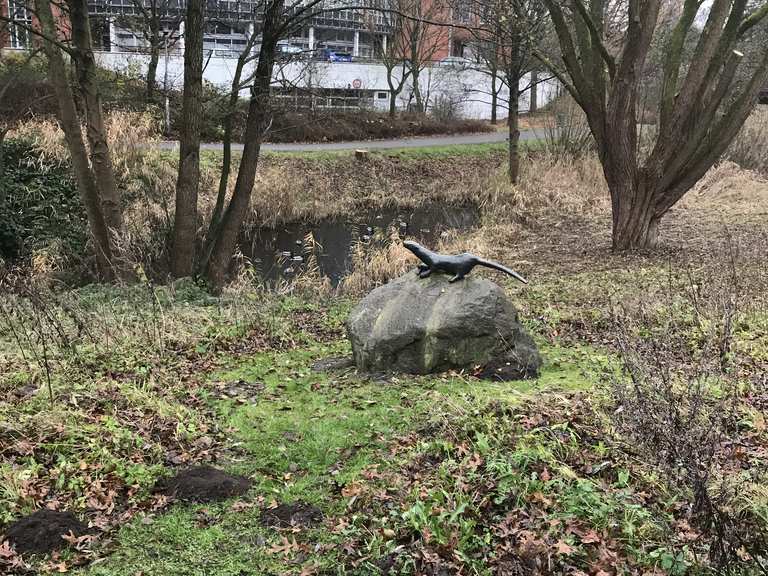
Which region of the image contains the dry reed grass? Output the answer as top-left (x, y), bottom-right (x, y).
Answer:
top-left (9, 117), bottom-right (68, 165)
top-left (725, 107), bottom-right (768, 175)
top-left (686, 160), bottom-right (768, 215)
top-left (11, 114), bottom-right (218, 273)
top-left (247, 155), bottom-right (493, 227)
top-left (339, 229), bottom-right (415, 294)
top-left (481, 154), bottom-right (608, 224)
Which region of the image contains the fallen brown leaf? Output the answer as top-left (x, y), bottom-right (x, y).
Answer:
top-left (554, 540), bottom-right (575, 555)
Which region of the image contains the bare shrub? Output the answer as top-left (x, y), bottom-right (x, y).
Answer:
top-left (725, 107), bottom-right (768, 175)
top-left (540, 93), bottom-right (594, 161)
top-left (430, 93), bottom-right (463, 123)
top-left (607, 255), bottom-right (768, 573)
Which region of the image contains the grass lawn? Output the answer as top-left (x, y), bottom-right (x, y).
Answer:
top-left (2, 134), bottom-right (768, 575)
top-left (2, 249), bottom-right (766, 575)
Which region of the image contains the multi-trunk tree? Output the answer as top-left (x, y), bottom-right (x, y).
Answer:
top-left (2, 0), bottom-right (125, 279)
top-left (470, 35), bottom-right (504, 124)
top-left (541, 0), bottom-right (768, 249)
top-left (370, 3), bottom-right (413, 117)
top-left (194, 0), bottom-right (370, 290)
top-left (201, 23), bottom-right (260, 269)
top-left (401, 0), bottom-right (449, 112)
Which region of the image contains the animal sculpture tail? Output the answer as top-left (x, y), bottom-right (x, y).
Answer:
top-left (476, 258), bottom-right (528, 284)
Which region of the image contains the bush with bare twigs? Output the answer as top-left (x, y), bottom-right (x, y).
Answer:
top-left (607, 253), bottom-right (768, 573)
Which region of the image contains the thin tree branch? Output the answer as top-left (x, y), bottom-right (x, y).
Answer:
top-left (572, 0), bottom-right (616, 78)
top-left (739, 2), bottom-right (768, 36)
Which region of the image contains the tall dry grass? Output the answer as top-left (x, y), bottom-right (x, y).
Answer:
top-left (246, 155), bottom-right (493, 227)
top-left (539, 93), bottom-right (595, 160)
top-left (480, 154), bottom-right (608, 225)
top-left (11, 113), bottom-right (219, 275)
top-left (340, 229), bottom-right (415, 295)
top-left (725, 107), bottom-right (768, 175)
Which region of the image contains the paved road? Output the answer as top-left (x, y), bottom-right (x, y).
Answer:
top-left (157, 129), bottom-right (542, 153)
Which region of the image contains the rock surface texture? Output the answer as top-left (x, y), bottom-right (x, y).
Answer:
top-left (346, 271), bottom-right (541, 380)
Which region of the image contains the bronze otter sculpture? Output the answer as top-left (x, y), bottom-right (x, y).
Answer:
top-left (403, 241), bottom-right (527, 284)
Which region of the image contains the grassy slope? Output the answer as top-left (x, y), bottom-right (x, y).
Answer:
top-left (76, 304), bottom-right (601, 576)
top-left (2, 268), bottom-right (765, 575)
top-left (2, 146), bottom-right (768, 575)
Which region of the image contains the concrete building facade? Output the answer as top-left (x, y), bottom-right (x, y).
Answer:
top-left (1, 0), bottom-right (557, 119)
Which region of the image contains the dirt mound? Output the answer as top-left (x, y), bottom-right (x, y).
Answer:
top-left (3, 509), bottom-right (88, 555)
top-left (310, 356), bottom-right (354, 372)
top-left (154, 465), bottom-right (251, 502)
top-left (212, 379), bottom-right (266, 402)
top-left (260, 501), bottom-right (323, 528)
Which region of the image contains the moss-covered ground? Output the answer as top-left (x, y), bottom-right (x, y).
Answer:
top-left (2, 141), bottom-right (768, 575)
top-left (1, 256), bottom-right (766, 575)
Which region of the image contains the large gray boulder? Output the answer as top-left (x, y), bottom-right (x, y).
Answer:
top-left (346, 271), bottom-right (541, 380)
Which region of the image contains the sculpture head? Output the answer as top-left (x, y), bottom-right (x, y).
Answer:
top-left (403, 240), bottom-right (421, 253)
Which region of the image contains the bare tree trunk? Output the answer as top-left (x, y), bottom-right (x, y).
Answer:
top-left (205, 63), bottom-right (274, 291)
top-left (171, 0), bottom-right (203, 278)
top-left (69, 0), bottom-right (123, 237)
top-left (204, 3), bottom-right (282, 292)
top-left (0, 130), bottom-right (6, 181)
top-left (490, 70), bottom-right (498, 124)
top-left (507, 76), bottom-right (520, 184)
top-left (412, 67), bottom-right (424, 113)
top-left (609, 176), bottom-right (660, 249)
top-left (385, 63), bottom-right (408, 118)
top-left (202, 35), bottom-right (255, 269)
top-left (34, 0), bottom-right (114, 279)
top-left (146, 26), bottom-right (160, 101)
top-left (529, 69), bottom-right (538, 113)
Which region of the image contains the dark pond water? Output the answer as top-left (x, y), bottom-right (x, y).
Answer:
top-left (240, 202), bottom-right (480, 286)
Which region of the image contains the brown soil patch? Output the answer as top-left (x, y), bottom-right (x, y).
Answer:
top-left (154, 465), bottom-right (251, 502)
top-left (260, 501), bottom-right (323, 528)
top-left (2, 509), bottom-right (88, 555)
top-left (211, 379), bottom-right (266, 402)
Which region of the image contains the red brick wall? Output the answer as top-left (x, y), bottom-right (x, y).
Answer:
top-left (1, 0), bottom-right (10, 49)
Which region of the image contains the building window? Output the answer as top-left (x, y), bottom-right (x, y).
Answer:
top-left (90, 15), bottom-right (112, 51)
top-left (454, 0), bottom-right (472, 24)
top-left (451, 41), bottom-right (464, 58)
top-left (204, 21), bottom-right (248, 57)
top-left (8, 0), bottom-right (32, 48)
